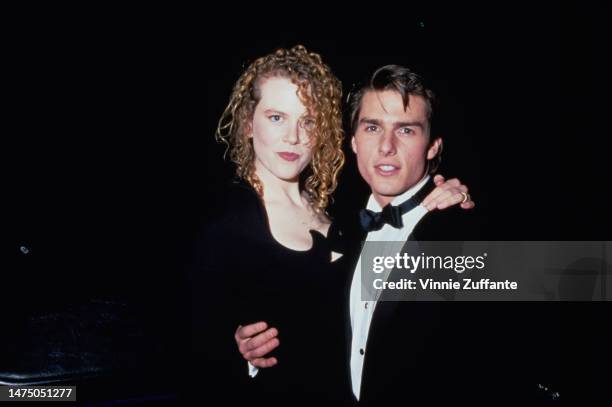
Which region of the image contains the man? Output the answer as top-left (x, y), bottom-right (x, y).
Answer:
top-left (234, 65), bottom-right (530, 403)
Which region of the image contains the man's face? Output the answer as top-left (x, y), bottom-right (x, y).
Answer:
top-left (351, 90), bottom-right (441, 207)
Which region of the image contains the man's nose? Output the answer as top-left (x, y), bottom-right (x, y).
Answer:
top-left (378, 131), bottom-right (396, 156)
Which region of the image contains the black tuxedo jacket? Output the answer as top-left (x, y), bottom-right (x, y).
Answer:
top-left (335, 199), bottom-right (547, 405)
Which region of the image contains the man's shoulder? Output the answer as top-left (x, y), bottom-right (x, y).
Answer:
top-left (412, 206), bottom-right (484, 240)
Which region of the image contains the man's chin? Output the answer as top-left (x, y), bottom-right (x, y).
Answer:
top-left (371, 189), bottom-right (408, 205)
top-left (371, 186), bottom-right (406, 198)
top-left (369, 176), bottom-right (422, 199)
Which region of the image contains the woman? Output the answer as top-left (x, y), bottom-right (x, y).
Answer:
top-left (191, 45), bottom-right (472, 404)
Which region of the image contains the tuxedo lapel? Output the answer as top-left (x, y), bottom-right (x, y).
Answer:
top-left (365, 236), bottom-right (418, 350)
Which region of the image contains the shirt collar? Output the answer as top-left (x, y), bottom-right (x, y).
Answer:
top-left (366, 174), bottom-right (431, 212)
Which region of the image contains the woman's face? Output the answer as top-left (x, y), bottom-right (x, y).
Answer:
top-left (249, 76), bottom-right (315, 182)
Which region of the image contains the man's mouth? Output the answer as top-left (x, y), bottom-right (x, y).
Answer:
top-left (375, 164), bottom-right (400, 176)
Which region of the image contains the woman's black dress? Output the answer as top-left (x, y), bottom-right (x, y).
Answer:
top-left (190, 181), bottom-right (351, 404)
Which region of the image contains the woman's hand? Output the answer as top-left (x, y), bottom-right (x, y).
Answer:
top-left (422, 174), bottom-right (475, 211)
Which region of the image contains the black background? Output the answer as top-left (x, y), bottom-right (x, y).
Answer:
top-left (5, 3), bottom-right (610, 403)
top-left (9, 6), bottom-right (610, 279)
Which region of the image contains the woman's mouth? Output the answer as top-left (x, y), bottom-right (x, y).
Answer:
top-left (278, 152), bottom-right (300, 162)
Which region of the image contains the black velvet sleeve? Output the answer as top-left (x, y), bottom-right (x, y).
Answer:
top-left (188, 183), bottom-right (265, 402)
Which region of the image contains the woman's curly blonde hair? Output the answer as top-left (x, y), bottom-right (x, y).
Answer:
top-left (215, 45), bottom-right (344, 214)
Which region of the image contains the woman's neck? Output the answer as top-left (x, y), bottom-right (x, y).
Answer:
top-left (255, 161), bottom-right (304, 208)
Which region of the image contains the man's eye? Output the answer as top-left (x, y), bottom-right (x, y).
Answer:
top-left (399, 127), bottom-right (414, 135)
top-left (365, 125), bottom-right (378, 132)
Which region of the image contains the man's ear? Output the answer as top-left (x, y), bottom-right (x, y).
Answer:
top-left (427, 137), bottom-right (442, 160)
top-left (351, 136), bottom-right (357, 154)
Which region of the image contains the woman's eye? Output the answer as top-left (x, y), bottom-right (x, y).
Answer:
top-left (269, 115), bottom-right (282, 122)
top-left (302, 118), bottom-right (316, 131)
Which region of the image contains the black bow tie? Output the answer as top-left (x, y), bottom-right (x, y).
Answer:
top-left (359, 178), bottom-right (434, 232)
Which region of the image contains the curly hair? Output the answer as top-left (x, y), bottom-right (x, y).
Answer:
top-left (215, 45), bottom-right (344, 213)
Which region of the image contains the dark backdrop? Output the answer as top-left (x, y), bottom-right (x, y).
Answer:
top-left (6, 4), bottom-right (610, 403)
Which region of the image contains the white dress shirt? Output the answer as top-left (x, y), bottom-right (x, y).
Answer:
top-left (349, 175), bottom-right (430, 400)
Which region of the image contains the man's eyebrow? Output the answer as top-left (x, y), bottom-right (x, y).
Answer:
top-left (394, 121), bottom-right (424, 129)
top-left (359, 117), bottom-right (424, 129)
top-left (359, 117), bottom-right (382, 125)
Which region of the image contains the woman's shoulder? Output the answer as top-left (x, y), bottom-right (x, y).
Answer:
top-left (222, 179), bottom-right (263, 213)
top-left (198, 179), bottom-right (267, 239)
top-left (188, 181), bottom-right (270, 280)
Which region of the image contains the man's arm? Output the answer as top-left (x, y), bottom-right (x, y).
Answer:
top-left (234, 321), bottom-right (280, 369)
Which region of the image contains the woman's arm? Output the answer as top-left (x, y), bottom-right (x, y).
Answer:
top-left (421, 174), bottom-right (475, 211)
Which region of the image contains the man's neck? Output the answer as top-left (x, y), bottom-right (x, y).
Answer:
top-left (369, 175), bottom-right (431, 210)
top-left (373, 194), bottom-right (394, 208)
